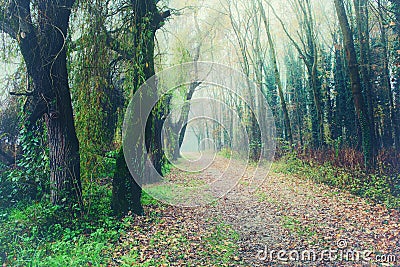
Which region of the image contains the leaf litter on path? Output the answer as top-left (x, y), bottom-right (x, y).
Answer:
top-left (111, 156), bottom-right (399, 267)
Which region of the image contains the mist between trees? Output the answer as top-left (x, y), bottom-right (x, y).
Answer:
top-left (0, 0), bottom-right (398, 221)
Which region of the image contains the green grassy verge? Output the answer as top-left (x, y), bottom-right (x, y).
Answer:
top-left (273, 155), bottom-right (400, 209)
top-left (0, 183), bottom-right (240, 266)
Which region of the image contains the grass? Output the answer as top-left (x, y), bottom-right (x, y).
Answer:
top-left (143, 182), bottom-right (217, 207)
top-left (199, 222), bottom-right (241, 264)
top-left (0, 178), bottom-right (241, 266)
top-left (273, 155), bottom-right (400, 210)
top-left (281, 215), bottom-right (317, 239)
top-left (255, 190), bottom-right (279, 205)
top-left (218, 148), bottom-right (233, 159)
top-left (118, 220), bottom-right (241, 266)
top-left (0, 184), bottom-right (120, 266)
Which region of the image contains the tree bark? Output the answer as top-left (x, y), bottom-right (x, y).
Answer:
top-left (353, 0), bottom-right (376, 148)
top-left (377, 0), bottom-right (396, 148)
top-left (259, 1), bottom-right (293, 146)
top-left (391, 0), bottom-right (400, 150)
top-left (110, 1), bottom-right (170, 216)
top-left (1, 0), bottom-right (82, 209)
top-left (334, 0), bottom-right (374, 168)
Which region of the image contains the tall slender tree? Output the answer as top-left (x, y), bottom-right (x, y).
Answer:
top-left (258, 0), bottom-right (293, 145)
top-left (334, 0), bottom-right (375, 167)
top-left (353, 0), bottom-right (376, 148)
top-left (266, 0), bottom-right (325, 147)
top-left (390, 0), bottom-right (400, 150)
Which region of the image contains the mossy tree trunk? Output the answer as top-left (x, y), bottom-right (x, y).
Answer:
top-left (334, 0), bottom-right (375, 168)
top-left (0, 0), bottom-right (83, 210)
top-left (108, 1), bottom-right (170, 216)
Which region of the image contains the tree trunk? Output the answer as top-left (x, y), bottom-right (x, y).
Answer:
top-left (111, 147), bottom-right (142, 215)
top-left (392, 0), bottom-right (400, 150)
top-left (353, 0), bottom-right (376, 149)
top-left (0, 0), bottom-right (82, 210)
top-left (46, 110), bottom-right (82, 208)
top-left (259, 3), bottom-right (293, 146)
top-left (110, 1), bottom-right (170, 216)
top-left (334, 0), bottom-right (374, 168)
top-left (377, 0), bottom-right (396, 148)
top-left (266, 0), bottom-right (323, 147)
top-left (42, 40), bottom-right (82, 209)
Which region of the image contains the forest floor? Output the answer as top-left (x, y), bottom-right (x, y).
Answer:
top-left (111, 155), bottom-right (400, 267)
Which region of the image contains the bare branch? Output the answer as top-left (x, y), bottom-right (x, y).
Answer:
top-left (263, 0), bottom-right (308, 62)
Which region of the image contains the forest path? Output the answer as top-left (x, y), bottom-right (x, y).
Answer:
top-left (171, 155), bottom-right (400, 266)
top-left (209, 159), bottom-right (400, 266)
top-left (116, 155), bottom-right (399, 266)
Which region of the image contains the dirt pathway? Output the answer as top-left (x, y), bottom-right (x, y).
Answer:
top-left (182, 156), bottom-right (399, 266)
top-left (116, 156), bottom-right (399, 266)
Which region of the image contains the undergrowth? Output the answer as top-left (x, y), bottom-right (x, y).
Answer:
top-left (0, 183), bottom-right (120, 266)
top-left (274, 153), bottom-right (400, 209)
top-left (0, 174), bottom-right (240, 266)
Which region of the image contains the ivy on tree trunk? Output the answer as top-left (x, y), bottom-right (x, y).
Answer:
top-left (0, 0), bottom-right (83, 210)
